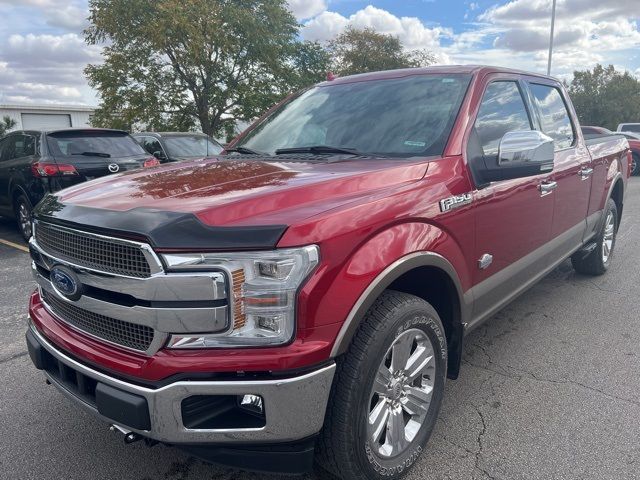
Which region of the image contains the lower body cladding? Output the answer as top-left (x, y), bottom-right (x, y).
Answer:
top-left (26, 323), bottom-right (336, 474)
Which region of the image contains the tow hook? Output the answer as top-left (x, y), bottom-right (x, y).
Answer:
top-left (109, 424), bottom-right (158, 447)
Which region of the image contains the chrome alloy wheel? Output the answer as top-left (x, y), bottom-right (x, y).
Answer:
top-left (18, 202), bottom-right (32, 238)
top-left (602, 211), bottom-right (615, 263)
top-left (367, 328), bottom-right (436, 458)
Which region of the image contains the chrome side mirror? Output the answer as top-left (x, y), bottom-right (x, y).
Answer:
top-left (498, 130), bottom-right (554, 167)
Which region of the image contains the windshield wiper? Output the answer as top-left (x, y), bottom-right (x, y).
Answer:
top-left (224, 146), bottom-right (269, 155)
top-left (71, 151), bottom-right (111, 158)
top-left (275, 145), bottom-right (361, 156)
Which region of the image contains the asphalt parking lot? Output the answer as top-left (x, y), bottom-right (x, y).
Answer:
top-left (1, 179), bottom-right (639, 480)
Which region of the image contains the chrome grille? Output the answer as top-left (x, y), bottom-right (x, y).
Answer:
top-left (35, 222), bottom-right (152, 278)
top-left (41, 290), bottom-right (154, 352)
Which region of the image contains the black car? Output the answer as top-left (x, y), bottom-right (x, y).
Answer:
top-left (0, 128), bottom-right (158, 240)
top-left (132, 132), bottom-right (223, 163)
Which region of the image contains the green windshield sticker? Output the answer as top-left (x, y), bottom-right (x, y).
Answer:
top-left (404, 140), bottom-right (426, 147)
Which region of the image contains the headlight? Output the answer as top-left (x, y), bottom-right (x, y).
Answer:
top-left (162, 245), bottom-right (319, 348)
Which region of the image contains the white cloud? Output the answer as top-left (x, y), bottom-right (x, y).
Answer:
top-left (302, 5), bottom-right (452, 51)
top-left (287, 0), bottom-right (327, 20)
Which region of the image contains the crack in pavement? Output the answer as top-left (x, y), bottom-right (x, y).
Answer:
top-left (473, 405), bottom-right (498, 480)
top-left (0, 351), bottom-right (28, 364)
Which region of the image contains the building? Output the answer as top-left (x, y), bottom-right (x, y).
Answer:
top-left (0, 104), bottom-right (95, 130)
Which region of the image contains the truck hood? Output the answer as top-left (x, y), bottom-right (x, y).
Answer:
top-left (35, 156), bottom-right (430, 249)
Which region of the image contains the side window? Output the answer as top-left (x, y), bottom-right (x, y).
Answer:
top-left (529, 84), bottom-right (574, 150)
top-left (0, 138), bottom-right (8, 161)
top-left (140, 136), bottom-right (163, 155)
top-left (0, 136), bottom-right (17, 161)
top-left (14, 135), bottom-right (35, 157)
top-left (475, 81), bottom-right (532, 157)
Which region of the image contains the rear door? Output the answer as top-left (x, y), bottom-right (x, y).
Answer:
top-left (526, 81), bottom-right (590, 240)
top-left (467, 77), bottom-right (555, 323)
top-left (46, 130), bottom-right (149, 181)
top-left (0, 134), bottom-right (37, 209)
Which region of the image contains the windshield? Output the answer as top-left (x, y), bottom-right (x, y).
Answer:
top-left (164, 136), bottom-right (223, 157)
top-left (47, 131), bottom-right (146, 158)
top-left (237, 73), bottom-right (471, 157)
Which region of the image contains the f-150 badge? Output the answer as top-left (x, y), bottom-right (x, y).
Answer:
top-left (439, 193), bottom-right (472, 212)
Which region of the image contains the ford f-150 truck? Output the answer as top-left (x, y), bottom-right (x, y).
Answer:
top-left (26, 66), bottom-right (631, 479)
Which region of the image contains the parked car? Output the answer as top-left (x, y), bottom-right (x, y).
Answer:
top-left (132, 132), bottom-right (223, 163)
top-left (0, 128), bottom-right (159, 240)
top-left (26, 66), bottom-right (630, 479)
top-left (582, 126), bottom-right (640, 176)
top-left (617, 123), bottom-right (640, 134)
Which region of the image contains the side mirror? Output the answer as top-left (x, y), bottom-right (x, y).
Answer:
top-left (153, 150), bottom-right (167, 161)
top-left (481, 130), bottom-right (554, 183)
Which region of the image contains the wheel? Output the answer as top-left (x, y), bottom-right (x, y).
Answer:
top-left (316, 291), bottom-right (447, 480)
top-left (571, 198), bottom-right (617, 276)
top-left (14, 194), bottom-right (33, 241)
top-left (632, 153), bottom-right (640, 176)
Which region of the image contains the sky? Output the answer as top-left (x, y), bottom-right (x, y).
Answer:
top-left (0, 0), bottom-right (639, 107)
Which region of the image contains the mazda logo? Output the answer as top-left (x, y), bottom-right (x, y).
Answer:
top-left (108, 163), bottom-right (120, 173)
top-left (50, 265), bottom-right (83, 301)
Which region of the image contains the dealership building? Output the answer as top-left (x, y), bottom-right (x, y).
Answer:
top-left (0, 104), bottom-right (95, 130)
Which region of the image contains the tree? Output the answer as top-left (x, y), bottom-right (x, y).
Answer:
top-left (0, 116), bottom-right (16, 136)
top-left (568, 64), bottom-right (640, 130)
top-left (328, 26), bottom-right (436, 77)
top-left (85, 0), bottom-right (326, 139)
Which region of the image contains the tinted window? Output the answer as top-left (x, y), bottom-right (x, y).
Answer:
top-left (47, 131), bottom-right (146, 158)
top-left (238, 74), bottom-right (472, 157)
top-left (14, 135), bottom-right (35, 157)
top-left (0, 138), bottom-right (10, 161)
top-left (622, 124), bottom-right (640, 133)
top-left (164, 136), bottom-right (223, 157)
top-left (475, 81), bottom-right (532, 157)
top-left (529, 84), bottom-right (574, 150)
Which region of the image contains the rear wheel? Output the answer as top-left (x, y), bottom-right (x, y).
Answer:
top-left (316, 291), bottom-right (447, 480)
top-left (631, 153), bottom-right (640, 176)
top-left (571, 198), bottom-right (617, 276)
top-left (14, 194), bottom-right (33, 241)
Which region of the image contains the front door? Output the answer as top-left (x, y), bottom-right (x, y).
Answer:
top-left (466, 77), bottom-right (556, 323)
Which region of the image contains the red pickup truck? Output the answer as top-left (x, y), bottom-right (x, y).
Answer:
top-left (26, 66), bottom-right (631, 479)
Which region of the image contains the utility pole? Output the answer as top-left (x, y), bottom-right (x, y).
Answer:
top-left (547, 0), bottom-right (557, 76)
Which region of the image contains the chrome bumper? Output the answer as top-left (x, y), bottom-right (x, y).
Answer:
top-left (29, 323), bottom-right (335, 444)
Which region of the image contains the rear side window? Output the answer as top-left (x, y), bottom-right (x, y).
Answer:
top-left (47, 131), bottom-right (147, 158)
top-left (14, 135), bottom-right (35, 157)
top-left (475, 81), bottom-right (532, 157)
top-left (529, 84), bottom-right (574, 150)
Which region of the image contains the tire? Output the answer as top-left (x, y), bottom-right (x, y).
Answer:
top-left (571, 198), bottom-right (618, 276)
top-left (316, 291), bottom-right (447, 480)
top-left (14, 193), bottom-right (33, 241)
top-left (632, 153), bottom-right (640, 176)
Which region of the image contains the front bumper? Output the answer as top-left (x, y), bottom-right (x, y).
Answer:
top-left (26, 322), bottom-right (335, 445)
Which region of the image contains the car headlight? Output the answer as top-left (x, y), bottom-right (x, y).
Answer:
top-left (161, 245), bottom-right (319, 348)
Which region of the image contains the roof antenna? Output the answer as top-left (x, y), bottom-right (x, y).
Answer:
top-left (326, 71), bottom-right (336, 81)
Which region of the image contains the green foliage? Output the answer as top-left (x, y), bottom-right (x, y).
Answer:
top-left (328, 26), bottom-right (435, 77)
top-left (568, 64), bottom-right (640, 130)
top-left (0, 116), bottom-right (17, 136)
top-left (85, 0), bottom-right (325, 139)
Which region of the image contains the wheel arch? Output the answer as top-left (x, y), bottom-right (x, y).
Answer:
top-left (330, 252), bottom-right (471, 379)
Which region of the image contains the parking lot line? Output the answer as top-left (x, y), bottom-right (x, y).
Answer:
top-left (0, 238), bottom-right (29, 253)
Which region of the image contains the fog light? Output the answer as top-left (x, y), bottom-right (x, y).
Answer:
top-left (239, 394), bottom-right (264, 415)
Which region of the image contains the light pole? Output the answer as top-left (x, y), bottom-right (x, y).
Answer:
top-left (547, 0), bottom-right (557, 76)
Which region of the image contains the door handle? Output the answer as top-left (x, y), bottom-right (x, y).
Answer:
top-left (539, 180), bottom-right (558, 196)
top-left (579, 167), bottom-right (594, 180)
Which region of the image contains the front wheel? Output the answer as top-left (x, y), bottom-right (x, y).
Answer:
top-left (317, 291), bottom-right (447, 480)
top-left (14, 194), bottom-right (33, 241)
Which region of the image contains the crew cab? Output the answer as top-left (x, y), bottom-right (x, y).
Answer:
top-left (0, 128), bottom-right (159, 240)
top-left (26, 66), bottom-right (631, 479)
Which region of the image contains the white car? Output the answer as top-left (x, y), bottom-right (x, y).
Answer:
top-left (617, 123), bottom-right (640, 134)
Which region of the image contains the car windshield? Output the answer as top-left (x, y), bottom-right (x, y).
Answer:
top-left (47, 131), bottom-right (146, 158)
top-left (164, 136), bottom-right (223, 157)
top-left (236, 73), bottom-right (471, 157)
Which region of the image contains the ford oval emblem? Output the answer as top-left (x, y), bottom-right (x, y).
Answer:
top-left (108, 163), bottom-right (120, 173)
top-left (50, 265), bottom-right (82, 301)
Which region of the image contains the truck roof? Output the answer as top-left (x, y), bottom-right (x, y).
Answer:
top-left (320, 65), bottom-right (558, 86)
